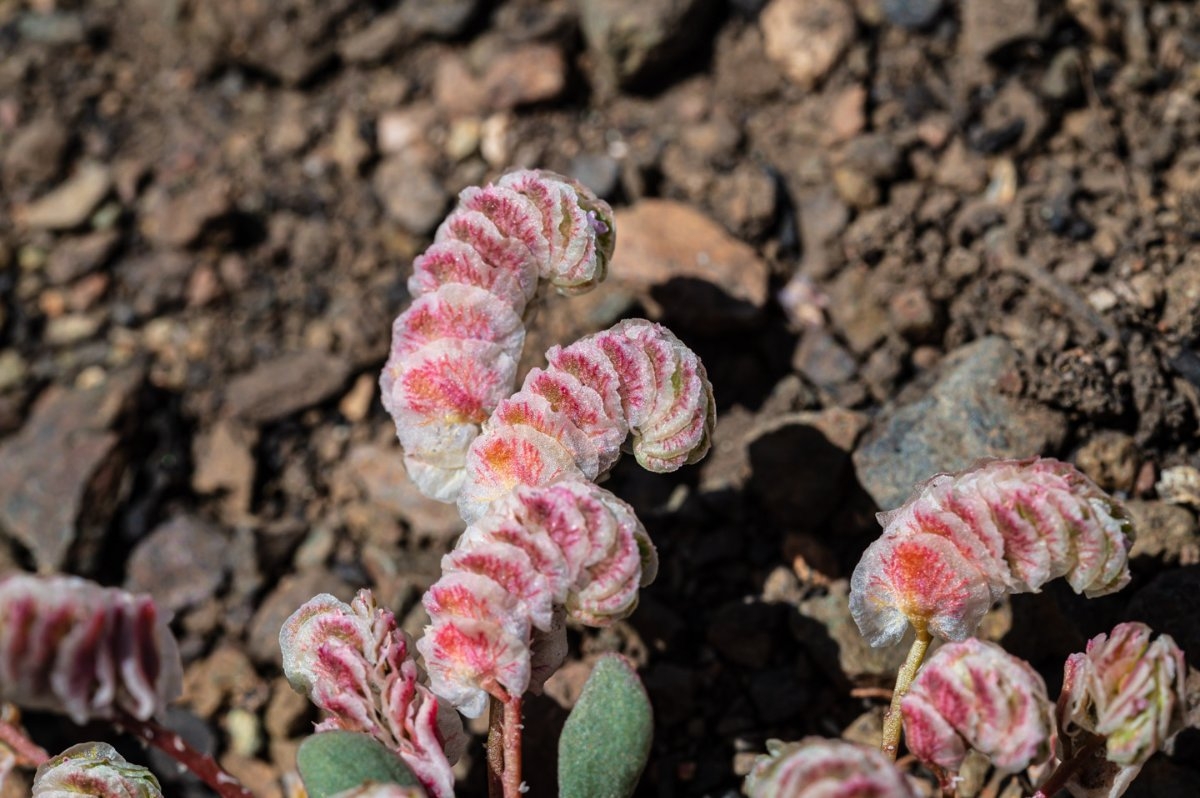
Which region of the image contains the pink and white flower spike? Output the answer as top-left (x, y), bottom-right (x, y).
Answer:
top-left (850, 458), bottom-right (1134, 647)
top-left (0, 574), bottom-right (182, 725)
top-left (419, 481), bottom-right (657, 717)
top-left (743, 737), bottom-right (916, 798)
top-left (33, 742), bottom-right (163, 798)
top-left (902, 638), bottom-right (1054, 774)
top-left (381, 170), bottom-right (615, 503)
top-left (458, 319), bottom-right (715, 522)
top-left (280, 591), bottom-right (465, 798)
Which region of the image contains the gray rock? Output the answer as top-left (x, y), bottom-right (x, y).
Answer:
top-left (0, 368), bottom-right (143, 571)
top-left (337, 444), bottom-right (465, 544)
top-left (373, 157), bottom-right (449, 235)
top-left (140, 178), bottom-right (233, 248)
top-left (797, 580), bottom-right (909, 680)
top-left (882, 0), bottom-right (942, 28)
top-left (44, 230), bottom-right (121, 285)
top-left (568, 153), bottom-right (621, 200)
top-left (852, 337), bottom-right (1067, 511)
top-left (125, 516), bottom-right (230, 614)
top-left (578, 0), bottom-right (720, 90)
top-left (398, 0), bottom-right (479, 38)
top-left (2, 116), bottom-right (70, 188)
top-left (1125, 500), bottom-right (1199, 565)
top-left (224, 350), bottom-right (351, 424)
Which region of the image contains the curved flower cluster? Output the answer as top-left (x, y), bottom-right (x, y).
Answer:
top-left (459, 318), bottom-right (715, 522)
top-left (381, 170), bottom-right (616, 502)
top-left (280, 592), bottom-right (466, 798)
top-left (1058, 622), bottom-right (1186, 770)
top-left (0, 574), bottom-right (182, 725)
top-left (743, 738), bottom-right (916, 798)
top-left (902, 638), bottom-right (1053, 774)
top-left (33, 742), bottom-right (163, 798)
top-left (850, 458), bottom-right (1134, 647)
top-left (418, 481), bottom-right (657, 718)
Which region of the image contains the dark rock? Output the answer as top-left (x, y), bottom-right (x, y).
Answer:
top-left (747, 666), bottom-right (812, 724)
top-left (397, 0), bottom-right (480, 38)
top-left (792, 329), bottom-right (858, 390)
top-left (140, 179), bottom-right (233, 248)
top-left (882, 0), bottom-right (943, 29)
top-left (578, 0), bottom-right (720, 90)
top-left (126, 516), bottom-right (230, 614)
top-left (223, 351), bottom-right (351, 424)
top-left (372, 157), bottom-right (449, 235)
top-left (1125, 566), bottom-right (1200, 666)
top-left (853, 337), bottom-right (1068, 510)
top-left (747, 409), bottom-right (868, 531)
top-left (116, 251), bottom-right (193, 319)
top-left (2, 116), bottom-right (70, 189)
top-left (0, 368), bottom-right (142, 571)
top-left (888, 286), bottom-right (940, 343)
top-left (245, 569), bottom-right (357, 666)
top-left (44, 231), bottom-right (121, 285)
top-left (709, 163), bottom-right (778, 239)
top-left (707, 600), bottom-right (785, 668)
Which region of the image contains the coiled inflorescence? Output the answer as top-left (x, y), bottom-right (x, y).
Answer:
top-left (901, 638), bottom-right (1054, 774)
top-left (850, 458), bottom-right (1134, 647)
top-left (418, 481), bottom-right (657, 718)
top-left (1058, 622), bottom-right (1187, 770)
top-left (380, 170), bottom-right (616, 502)
top-left (280, 591), bottom-right (465, 798)
top-left (0, 574), bottom-right (182, 725)
top-left (459, 318), bottom-right (715, 522)
top-left (744, 738), bottom-right (916, 798)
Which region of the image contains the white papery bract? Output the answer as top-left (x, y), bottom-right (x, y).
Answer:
top-left (458, 319), bottom-right (714, 522)
top-left (850, 458), bottom-right (1134, 647)
top-left (381, 170), bottom-right (615, 501)
top-left (33, 742), bottom-right (162, 798)
top-left (902, 638), bottom-right (1054, 773)
top-left (0, 574), bottom-right (182, 725)
top-left (744, 738), bottom-right (916, 798)
top-left (419, 481), bottom-right (657, 717)
top-left (280, 591), bottom-right (465, 798)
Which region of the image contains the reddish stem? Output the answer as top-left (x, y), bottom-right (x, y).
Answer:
top-left (1033, 738), bottom-right (1105, 798)
top-left (0, 713), bottom-right (49, 768)
top-left (487, 698), bottom-right (505, 798)
top-left (114, 711), bottom-right (253, 798)
top-left (502, 697), bottom-right (523, 798)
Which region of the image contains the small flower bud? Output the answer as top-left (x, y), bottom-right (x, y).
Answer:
top-left (744, 738), bottom-right (916, 798)
top-left (902, 638), bottom-right (1054, 773)
top-left (33, 742), bottom-right (162, 798)
top-left (1058, 622), bottom-right (1187, 768)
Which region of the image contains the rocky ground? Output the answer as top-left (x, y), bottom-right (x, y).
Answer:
top-left (2, 0), bottom-right (1200, 796)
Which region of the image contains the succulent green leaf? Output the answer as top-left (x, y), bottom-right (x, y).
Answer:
top-left (558, 654), bottom-right (653, 798)
top-left (297, 731), bottom-right (422, 798)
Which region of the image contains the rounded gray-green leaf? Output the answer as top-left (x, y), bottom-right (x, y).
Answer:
top-left (297, 731), bottom-right (421, 798)
top-left (558, 654), bottom-right (653, 798)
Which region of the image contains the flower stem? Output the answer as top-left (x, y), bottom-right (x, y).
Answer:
top-left (881, 627), bottom-right (932, 761)
top-left (502, 697), bottom-right (523, 798)
top-left (114, 711), bottom-right (253, 798)
top-left (0, 707), bottom-right (48, 767)
top-left (1033, 737), bottom-right (1105, 798)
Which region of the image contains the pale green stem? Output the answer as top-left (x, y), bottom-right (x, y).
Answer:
top-left (881, 627), bottom-right (932, 761)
